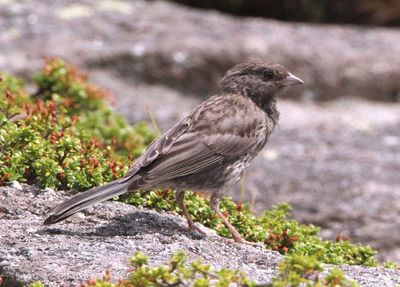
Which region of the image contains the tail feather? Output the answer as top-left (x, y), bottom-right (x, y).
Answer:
top-left (44, 179), bottom-right (131, 225)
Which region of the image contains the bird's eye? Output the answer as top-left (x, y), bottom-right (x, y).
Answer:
top-left (263, 70), bottom-right (274, 80)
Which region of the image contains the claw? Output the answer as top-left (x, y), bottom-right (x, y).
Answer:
top-left (186, 222), bottom-right (206, 236)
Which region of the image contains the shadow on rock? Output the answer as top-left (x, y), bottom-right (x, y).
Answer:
top-left (42, 210), bottom-right (205, 240)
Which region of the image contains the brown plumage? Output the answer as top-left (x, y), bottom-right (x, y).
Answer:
top-left (44, 61), bottom-right (303, 243)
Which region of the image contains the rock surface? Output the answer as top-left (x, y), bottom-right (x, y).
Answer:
top-left (1, 185), bottom-right (400, 287)
top-left (245, 99), bottom-right (400, 264)
top-left (1, 0), bottom-right (400, 101)
top-left (0, 0), bottom-right (399, 271)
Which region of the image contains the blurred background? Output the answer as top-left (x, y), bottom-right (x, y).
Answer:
top-left (0, 0), bottom-right (399, 263)
top-left (172, 0), bottom-right (400, 26)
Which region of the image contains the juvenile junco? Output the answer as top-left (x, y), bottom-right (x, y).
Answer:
top-left (44, 61), bottom-right (303, 244)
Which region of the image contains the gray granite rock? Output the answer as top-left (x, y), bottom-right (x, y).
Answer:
top-left (243, 99), bottom-right (400, 264)
top-left (1, 0), bottom-right (400, 101)
top-left (0, 185), bottom-right (399, 286)
top-left (1, 0), bottom-right (400, 283)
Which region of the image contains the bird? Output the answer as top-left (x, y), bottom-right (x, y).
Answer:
top-left (44, 60), bottom-right (303, 244)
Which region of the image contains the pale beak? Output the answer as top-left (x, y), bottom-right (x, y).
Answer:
top-left (283, 73), bottom-right (304, 86)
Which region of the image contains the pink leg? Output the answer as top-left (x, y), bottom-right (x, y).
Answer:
top-left (210, 192), bottom-right (256, 245)
top-left (176, 191), bottom-right (206, 235)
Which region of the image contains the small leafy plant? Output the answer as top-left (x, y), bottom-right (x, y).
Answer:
top-left (0, 58), bottom-right (154, 190)
top-left (122, 190), bottom-right (377, 266)
top-left (271, 254), bottom-right (358, 287)
top-left (78, 251), bottom-right (254, 287)
top-left (66, 252), bottom-right (358, 287)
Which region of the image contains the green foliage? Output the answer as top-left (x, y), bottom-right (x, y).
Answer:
top-left (47, 252), bottom-right (356, 287)
top-left (382, 260), bottom-right (399, 269)
top-left (80, 251), bottom-right (255, 287)
top-left (0, 58), bottom-right (155, 189)
top-left (122, 190), bottom-right (377, 266)
top-left (33, 58), bottom-right (109, 112)
top-left (272, 255), bottom-right (358, 287)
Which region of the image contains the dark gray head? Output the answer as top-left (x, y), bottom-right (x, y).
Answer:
top-left (219, 61), bottom-right (303, 110)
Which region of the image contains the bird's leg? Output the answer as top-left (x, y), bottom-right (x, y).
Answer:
top-left (176, 191), bottom-right (206, 235)
top-left (210, 192), bottom-right (255, 245)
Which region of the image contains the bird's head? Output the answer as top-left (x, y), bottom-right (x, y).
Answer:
top-left (219, 61), bottom-right (303, 109)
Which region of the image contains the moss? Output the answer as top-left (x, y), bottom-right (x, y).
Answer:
top-left (66, 252), bottom-right (253, 287)
top-left (382, 261), bottom-right (399, 269)
top-left (121, 190), bottom-right (377, 266)
top-left (0, 58), bottom-right (154, 190)
top-left (272, 255), bottom-right (358, 287)
top-left (33, 252), bottom-right (355, 287)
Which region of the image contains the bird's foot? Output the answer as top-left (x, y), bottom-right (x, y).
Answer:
top-left (186, 222), bottom-right (207, 236)
top-left (231, 235), bottom-right (260, 246)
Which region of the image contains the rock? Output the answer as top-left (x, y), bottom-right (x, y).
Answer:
top-left (10, 181), bottom-right (22, 191)
top-left (0, 0), bottom-right (400, 101)
top-left (172, 0), bottom-right (400, 27)
top-left (1, 0), bottom-right (400, 281)
top-left (0, 185), bottom-right (275, 286)
top-left (1, 185), bottom-right (400, 286)
top-left (89, 70), bottom-right (200, 131)
top-left (240, 98), bottom-right (400, 264)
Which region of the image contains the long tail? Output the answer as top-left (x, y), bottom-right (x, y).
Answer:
top-left (44, 179), bottom-right (131, 225)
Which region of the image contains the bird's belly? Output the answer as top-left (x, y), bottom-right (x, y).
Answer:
top-left (159, 131), bottom-right (270, 192)
top-left (223, 155), bottom-right (253, 186)
top-left (223, 132), bottom-right (269, 186)
top-left (159, 166), bottom-right (227, 192)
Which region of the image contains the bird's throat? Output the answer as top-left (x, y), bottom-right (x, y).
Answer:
top-left (262, 97), bottom-right (280, 126)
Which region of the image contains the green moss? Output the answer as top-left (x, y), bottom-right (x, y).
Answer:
top-left (272, 255), bottom-right (358, 287)
top-left (0, 58), bottom-right (154, 190)
top-left (40, 252), bottom-right (355, 287)
top-left (121, 190), bottom-right (377, 266)
top-left (33, 58), bottom-right (109, 113)
top-left (57, 251), bottom-right (252, 287)
top-left (382, 261), bottom-right (399, 269)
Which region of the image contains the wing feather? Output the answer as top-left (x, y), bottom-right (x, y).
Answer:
top-left (200, 133), bottom-right (256, 156)
top-left (143, 133), bottom-right (224, 180)
top-left (119, 95), bottom-right (264, 187)
top-left (119, 117), bottom-right (191, 182)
